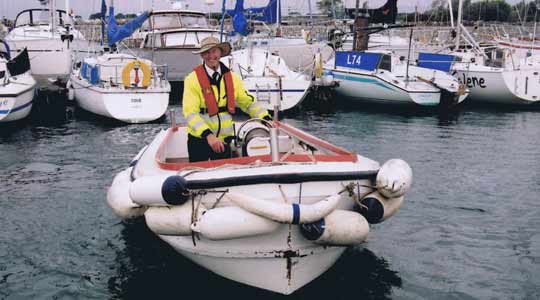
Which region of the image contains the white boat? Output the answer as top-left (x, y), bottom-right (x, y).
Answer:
top-left (239, 35), bottom-right (335, 75)
top-left (222, 47), bottom-right (312, 112)
top-left (68, 53), bottom-right (170, 123)
top-left (228, 0), bottom-right (334, 75)
top-left (4, 2), bottom-right (85, 86)
top-left (0, 47), bottom-right (37, 123)
top-left (134, 10), bottom-right (222, 82)
top-left (451, 31), bottom-right (540, 105)
top-left (325, 50), bottom-right (468, 107)
top-left (106, 118), bottom-right (413, 294)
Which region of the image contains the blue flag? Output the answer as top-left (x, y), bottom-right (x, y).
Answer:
top-left (107, 6), bottom-right (149, 46)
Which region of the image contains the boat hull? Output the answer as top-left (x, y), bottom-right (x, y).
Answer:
top-left (331, 70), bottom-right (441, 106)
top-left (453, 67), bottom-right (540, 105)
top-left (160, 227), bottom-right (346, 295)
top-left (244, 77), bottom-right (311, 111)
top-left (6, 35), bottom-right (85, 84)
top-left (0, 75), bottom-right (36, 122)
top-left (71, 76), bottom-right (170, 123)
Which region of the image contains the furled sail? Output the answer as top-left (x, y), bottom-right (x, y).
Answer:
top-left (107, 6), bottom-right (149, 46)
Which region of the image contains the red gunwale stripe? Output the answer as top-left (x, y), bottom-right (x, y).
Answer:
top-left (155, 122), bottom-right (358, 171)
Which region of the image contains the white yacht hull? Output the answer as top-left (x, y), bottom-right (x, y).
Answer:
top-left (71, 76), bottom-right (169, 123)
top-left (223, 48), bottom-right (312, 112)
top-left (244, 77), bottom-right (311, 111)
top-left (331, 69), bottom-right (441, 106)
top-left (0, 75), bottom-right (36, 122)
top-left (453, 68), bottom-right (540, 105)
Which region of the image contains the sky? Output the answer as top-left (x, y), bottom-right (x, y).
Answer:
top-left (0, 0), bottom-right (528, 19)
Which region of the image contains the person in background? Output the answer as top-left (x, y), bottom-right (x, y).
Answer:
top-left (183, 36), bottom-right (272, 162)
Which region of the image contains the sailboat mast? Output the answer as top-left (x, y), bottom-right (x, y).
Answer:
top-left (219, 0), bottom-right (227, 42)
top-left (455, 0), bottom-right (463, 50)
top-left (447, 0), bottom-right (454, 28)
top-left (50, 0), bottom-right (57, 33)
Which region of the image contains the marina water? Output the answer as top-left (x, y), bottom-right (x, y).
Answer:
top-left (1, 99), bottom-right (539, 299)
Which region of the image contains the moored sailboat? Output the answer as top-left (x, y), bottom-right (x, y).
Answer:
top-left (68, 0), bottom-right (170, 123)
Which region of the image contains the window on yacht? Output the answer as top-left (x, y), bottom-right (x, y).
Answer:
top-left (379, 54), bottom-right (392, 72)
top-left (180, 15), bottom-right (208, 28)
top-left (151, 15), bottom-right (182, 30)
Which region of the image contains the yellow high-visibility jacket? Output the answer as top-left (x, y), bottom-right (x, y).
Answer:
top-left (183, 63), bottom-right (270, 140)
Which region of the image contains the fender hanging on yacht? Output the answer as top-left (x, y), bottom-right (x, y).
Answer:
top-left (144, 202), bottom-right (206, 236)
top-left (376, 159), bottom-right (413, 198)
top-left (300, 210), bottom-right (370, 245)
top-left (225, 192), bottom-right (343, 224)
top-left (107, 168), bottom-right (147, 219)
top-left (356, 191), bottom-right (404, 224)
top-left (191, 206), bottom-right (280, 240)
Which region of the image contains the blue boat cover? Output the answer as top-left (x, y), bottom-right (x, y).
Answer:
top-left (107, 6), bottom-right (149, 46)
top-left (417, 53), bottom-right (455, 73)
top-left (226, 0), bottom-right (280, 26)
top-left (231, 0), bottom-right (249, 36)
top-left (81, 62), bottom-right (99, 85)
top-left (335, 51), bottom-right (382, 71)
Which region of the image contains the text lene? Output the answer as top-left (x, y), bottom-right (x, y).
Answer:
top-left (460, 73), bottom-right (487, 88)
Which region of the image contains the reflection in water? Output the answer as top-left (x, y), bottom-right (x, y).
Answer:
top-left (110, 220), bottom-right (401, 299)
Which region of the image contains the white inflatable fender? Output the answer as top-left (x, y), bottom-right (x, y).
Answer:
top-left (66, 79), bottom-right (74, 101)
top-left (144, 202), bottom-right (206, 236)
top-left (130, 175), bottom-right (189, 206)
top-left (376, 159), bottom-right (413, 198)
top-left (191, 206), bottom-right (280, 240)
top-left (300, 210), bottom-right (370, 246)
top-left (357, 191), bottom-right (404, 224)
top-left (224, 192), bottom-right (343, 224)
top-left (106, 168), bottom-right (147, 219)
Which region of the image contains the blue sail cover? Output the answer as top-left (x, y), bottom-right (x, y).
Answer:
top-left (417, 53), bottom-right (456, 73)
top-left (226, 0), bottom-right (280, 29)
top-left (335, 51), bottom-right (382, 71)
top-left (231, 0), bottom-right (249, 36)
top-left (107, 7), bottom-right (149, 46)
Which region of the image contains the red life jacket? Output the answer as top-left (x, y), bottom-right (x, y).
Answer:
top-left (193, 65), bottom-right (235, 116)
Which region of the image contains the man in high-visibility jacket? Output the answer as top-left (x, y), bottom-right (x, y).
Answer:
top-left (183, 36), bottom-right (272, 162)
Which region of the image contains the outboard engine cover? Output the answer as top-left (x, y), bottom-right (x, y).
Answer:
top-left (238, 123), bottom-right (270, 157)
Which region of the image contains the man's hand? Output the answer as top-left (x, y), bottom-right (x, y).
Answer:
top-left (206, 134), bottom-right (225, 153)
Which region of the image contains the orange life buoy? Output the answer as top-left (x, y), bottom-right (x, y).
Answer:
top-left (121, 60), bottom-right (151, 88)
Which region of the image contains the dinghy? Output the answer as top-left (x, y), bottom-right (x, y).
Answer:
top-left (107, 115), bottom-right (413, 294)
top-left (0, 46), bottom-right (37, 123)
top-left (222, 47), bottom-right (312, 112)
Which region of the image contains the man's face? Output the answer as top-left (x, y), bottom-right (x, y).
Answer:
top-left (201, 47), bottom-right (222, 69)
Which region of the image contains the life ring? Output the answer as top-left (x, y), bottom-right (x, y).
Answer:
top-left (121, 60), bottom-right (151, 88)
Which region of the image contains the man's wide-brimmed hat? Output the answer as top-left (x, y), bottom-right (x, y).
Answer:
top-left (192, 36), bottom-right (231, 56)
